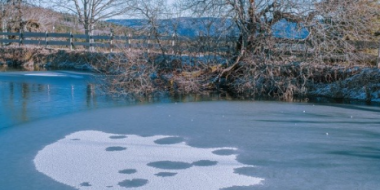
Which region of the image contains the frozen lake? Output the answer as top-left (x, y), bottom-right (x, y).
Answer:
top-left (1, 71), bottom-right (380, 189)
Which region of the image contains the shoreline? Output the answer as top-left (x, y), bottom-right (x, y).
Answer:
top-left (1, 47), bottom-right (379, 104)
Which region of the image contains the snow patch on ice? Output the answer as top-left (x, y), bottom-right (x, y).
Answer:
top-left (34, 130), bottom-right (263, 190)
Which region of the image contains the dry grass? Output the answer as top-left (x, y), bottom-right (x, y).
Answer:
top-left (88, 46), bottom-right (380, 102)
top-left (1, 46), bottom-right (378, 102)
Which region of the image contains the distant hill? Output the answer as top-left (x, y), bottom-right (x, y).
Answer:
top-left (107, 17), bottom-right (237, 38)
top-left (107, 17), bottom-right (308, 39)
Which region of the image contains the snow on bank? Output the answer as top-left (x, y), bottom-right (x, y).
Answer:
top-left (34, 131), bottom-right (263, 190)
top-left (308, 68), bottom-right (380, 103)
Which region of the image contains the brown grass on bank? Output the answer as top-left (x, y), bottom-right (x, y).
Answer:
top-left (96, 48), bottom-right (380, 102)
top-left (93, 50), bottom-right (158, 97)
top-left (1, 46), bottom-right (378, 102)
top-left (94, 49), bottom-right (222, 98)
top-left (227, 55), bottom-right (380, 101)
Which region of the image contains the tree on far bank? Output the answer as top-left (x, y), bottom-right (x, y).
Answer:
top-left (182, 0), bottom-right (313, 52)
top-left (182, 0), bottom-right (380, 64)
top-left (48, 0), bottom-right (134, 48)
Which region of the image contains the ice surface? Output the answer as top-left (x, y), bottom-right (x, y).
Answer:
top-left (34, 130), bottom-right (263, 190)
top-left (155, 172), bottom-right (177, 177)
top-left (119, 169), bottom-right (137, 174)
top-left (212, 149), bottom-right (237, 156)
top-left (153, 137), bottom-right (184, 145)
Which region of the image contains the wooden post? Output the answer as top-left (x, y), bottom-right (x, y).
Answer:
top-left (69, 32), bottom-right (73, 51)
top-left (19, 30), bottom-right (23, 46)
top-left (1, 14), bottom-right (5, 47)
top-left (199, 31), bottom-right (203, 58)
top-left (110, 31), bottom-right (113, 53)
top-left (213, 37), bottom-right (217, 57)
top-left (45, 31), bottom-right (48, 48)
top-left (147, 33), bottom-right (151, 53)
top-left (1, 32), bottom-right (4, 47)
top-left (89, 35), bottom-right (93, 52)
top-left (172, 33), bottom-right (176, 55)
top-left (89, 25), bottom-right (94, 52)
top-left (128, 33), bottom-right (131, 52)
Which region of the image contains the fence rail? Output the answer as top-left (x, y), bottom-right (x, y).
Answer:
top-left (0, 31), bottom-right (238, 54)
top-left (0, 32), bottom-right (379, 63)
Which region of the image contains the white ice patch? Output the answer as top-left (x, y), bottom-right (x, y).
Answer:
top-left (24, 73), bottom-right (67, 77)
top-left (34, 130), bottom-right (263, 190)
top-left (24, 73), bottom-right (84, 79)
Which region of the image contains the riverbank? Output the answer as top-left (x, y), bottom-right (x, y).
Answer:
top-left (0, 47), bottom-right (104, 71)
top-left (1, 47), bottom-right (379, 103)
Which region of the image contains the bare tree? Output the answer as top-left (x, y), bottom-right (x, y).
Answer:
top-left (182, 0), bottom-right (380, 64)
top-left (183, 0), bottom-right (309, 52)
top-left (128, 0), bottom-right (169, 55)
top-left (49, 0), bottom-right (133, 47)
top-left (1, 0), bottom-right (23, 32)
top-left (1, 0), bottom-right (45, 38)
top-left (307, 0), bottom-right (380, 64)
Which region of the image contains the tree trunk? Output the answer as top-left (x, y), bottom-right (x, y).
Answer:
top-left (89, 23), bottom-right (94, 51)
top-left (237, 0), bottom-right (257, 53)
top-left (246, 0), bottom-right (257, 50)
top-left (1, 2), bottom-right (5, 33)
top-left (84, 22), bottom-right (94, 51)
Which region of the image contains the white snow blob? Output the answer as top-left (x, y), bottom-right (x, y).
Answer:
top-left (34, 131), bottom-right (263, 189)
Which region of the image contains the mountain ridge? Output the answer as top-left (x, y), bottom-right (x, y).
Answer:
top-left (107, 17), bottom-right (309, 39)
